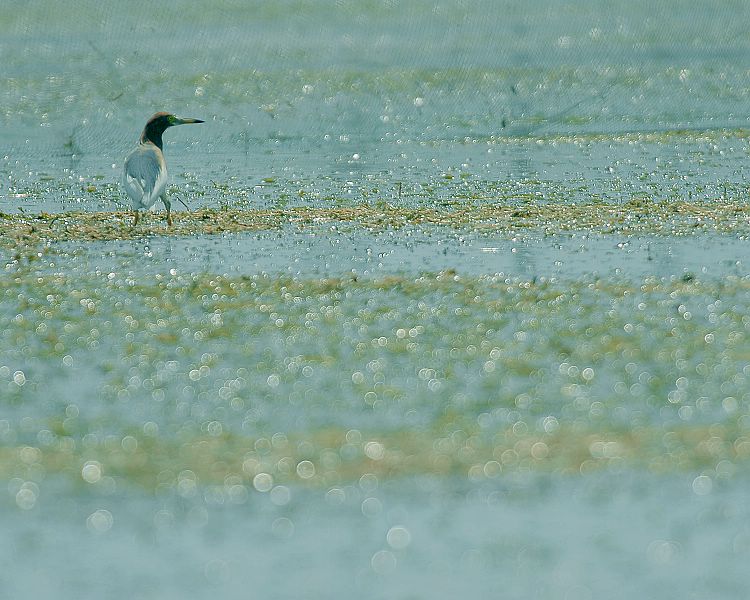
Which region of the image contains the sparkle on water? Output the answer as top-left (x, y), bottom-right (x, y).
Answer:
top-left (3, 1), bottom-right (750, 599)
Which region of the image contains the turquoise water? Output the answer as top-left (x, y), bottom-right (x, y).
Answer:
top-left (3, 2), bottom-right (750, 599)
top-left (4, 1), bottom-right (750, 214)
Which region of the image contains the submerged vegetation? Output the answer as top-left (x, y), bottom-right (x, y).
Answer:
top-left (2, 267), bottom-right (749, 491)
top-left (3, 198), bottom-right (750, 247)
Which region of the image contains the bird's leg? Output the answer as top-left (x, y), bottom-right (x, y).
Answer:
top-left (133, 210), bottom-right (140, 227)
top-left (162, 193), bottom-right (172, 227)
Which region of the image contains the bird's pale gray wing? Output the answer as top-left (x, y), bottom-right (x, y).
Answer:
top-left (122, 162), bottom-right (144, 206)
top-left (123, 147), bottom-right (164, 209)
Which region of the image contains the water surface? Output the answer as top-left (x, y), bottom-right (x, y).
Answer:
top-left (3, 2), bottom-right (750, 598)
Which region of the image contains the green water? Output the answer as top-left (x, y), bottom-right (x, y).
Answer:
top-left (3, 2), bottom-right (750, 599)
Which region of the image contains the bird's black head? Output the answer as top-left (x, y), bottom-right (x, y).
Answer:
top-left (140, 112), bottom-right (204, 149)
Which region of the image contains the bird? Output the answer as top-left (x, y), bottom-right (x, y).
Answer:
top-left (123, 112), bottom-right (203, 226)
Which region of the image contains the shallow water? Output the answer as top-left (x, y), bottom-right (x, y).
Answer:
top-left (3, 472), bottom-right (749, 600)
top-left (4, 1), bottom-right (750, 215)
top-left (47, 227), bottom-right (750, 280)
top-left (3, 2), bottom-right (750, 599)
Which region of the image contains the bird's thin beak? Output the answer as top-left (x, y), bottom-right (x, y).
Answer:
top-left (175, 117), bottom-right (204, 125)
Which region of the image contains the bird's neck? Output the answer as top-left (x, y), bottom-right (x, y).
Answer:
top-left (140, 123), bottom-right (166, 150)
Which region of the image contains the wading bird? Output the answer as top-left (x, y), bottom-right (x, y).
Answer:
top-left (123, 112), bottom-right (203, 226)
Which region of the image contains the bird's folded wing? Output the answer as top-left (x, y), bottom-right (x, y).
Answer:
top-left (123, 149), bottom-right (166, 207)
